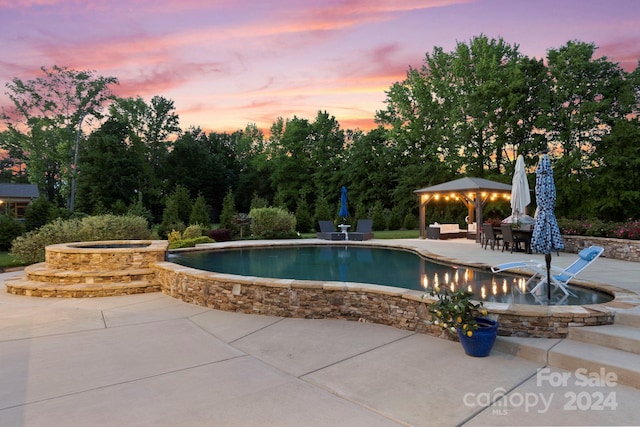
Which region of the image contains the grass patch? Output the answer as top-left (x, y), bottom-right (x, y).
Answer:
top-left (300, 229), bottom-right (420, 239)
top-left (0, 252), bottom-right (27, 269)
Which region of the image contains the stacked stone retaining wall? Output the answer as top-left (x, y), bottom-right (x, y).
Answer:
top-left (562, 235), bottom-right (640, 262)
top-left (154, 261), bottom-right (623, 338)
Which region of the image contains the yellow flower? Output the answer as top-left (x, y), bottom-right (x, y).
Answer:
top-left (466, 330), bottom-right (473, 337)
top-left (462, 324), bottom-right (468, 330)
top-left (456, 316), bottom-right (462, 324)
top-left (481, 308), bottom-right (488, 316)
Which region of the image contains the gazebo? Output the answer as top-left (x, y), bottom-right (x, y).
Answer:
top-left (414, 177), bottom-right (512, 242)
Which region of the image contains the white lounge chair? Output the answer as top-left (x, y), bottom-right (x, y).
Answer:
top-left (491, 246), bottom-right (604, 297)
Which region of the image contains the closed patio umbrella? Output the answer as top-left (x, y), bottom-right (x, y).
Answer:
top-left (510, 155), bottom-right (533, 223)
top-left (530, 155), bottom-right (564, 301)
top-left (339, 186), bottom-right (349, 222)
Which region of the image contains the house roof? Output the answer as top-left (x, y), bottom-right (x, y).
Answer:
top-left (0, 183), bottom-right (40, 199)
top-left (414, 177), bottom-right (511, 194)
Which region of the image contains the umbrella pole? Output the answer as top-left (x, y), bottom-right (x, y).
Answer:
top-left (545, 252), bottom-right (552, 302)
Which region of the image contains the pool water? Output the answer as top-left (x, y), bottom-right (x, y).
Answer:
top-left (168, 246), bottom-right (612, 305)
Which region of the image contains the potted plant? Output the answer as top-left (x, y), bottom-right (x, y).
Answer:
top-left (424, 287), bottom-right (498, 357)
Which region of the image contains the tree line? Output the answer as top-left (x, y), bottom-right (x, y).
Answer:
top-left (1, 35), bottom-right (639, 233)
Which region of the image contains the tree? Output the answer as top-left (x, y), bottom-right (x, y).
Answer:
top-left (235, 124), bottom-right (271, 212)
top-left (219, 189), bottom-right (238, 230)
top-left (1, 66), bottom-right (118, 209)
top-left (75, 118), bottom-right (141, 214)
top-left (308, 111), bottom-right (347, 199)
top-left (544, 41), bottom-right (631, 217)
top-left (164, 128), bottom-right (226, 218)
top-left (267, 116), bottom-right (314, 211)
top-left (108, 95), bottom-right (180, 219)
top-left (343, 128), bottom-right (401, 211)
top-left (189, 193), bottom-right (211, 226)
top-left (377, 35), bottom-right (546, 182)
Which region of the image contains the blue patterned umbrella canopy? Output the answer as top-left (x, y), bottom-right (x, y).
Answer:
top-left (339, 186), bottom-right (349, 220)
top-left (530, 155), bottom-right (564, 301)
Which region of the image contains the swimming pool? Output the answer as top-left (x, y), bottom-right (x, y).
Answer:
top-left (167, 245), bottom-right (612, 305)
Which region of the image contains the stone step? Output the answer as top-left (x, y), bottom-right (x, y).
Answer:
top-left (494, 336), bottom-right (561, 364)
top-left (614, 308), bottom-right (640, 328)
top-left (568, 324), bottom-right (640, 355)
top-left (24, 265), bottom-right (157, 285)
top-left (548, 339), bottom-right (640, 389)
top-left (5, 277), bottom-right (160, 298)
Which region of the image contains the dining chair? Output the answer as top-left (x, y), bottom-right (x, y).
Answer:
top-left (482, 223), bottom-right (502, 250)
top-left (500, 224), bottom-right (523, 253)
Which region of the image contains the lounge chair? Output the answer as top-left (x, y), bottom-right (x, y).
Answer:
top-left (491, 245), bottom-right (604, 297)
top-left (316, 220), bottom-right (345, 240)
top-left (349, 219), bottom-right (374, 241)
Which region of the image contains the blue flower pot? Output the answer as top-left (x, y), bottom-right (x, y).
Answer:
top-left (457, 318), bottom-right (498, 357)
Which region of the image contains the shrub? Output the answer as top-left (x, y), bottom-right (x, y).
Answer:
top-left (219, 189), bottom-right (238, 231)
top-left (127, 194), bottom-right (153, 226)
top-left (558, 218), bottom-right (640, 240)
top-left (313, 196), bottom-right (333, 227)
top-left (403, 212), bottom-right (418, 230)
top-left (167, 229), bottom-right (182, 243)
top-left (10, 214), bottom-right (151, 264)
top-left (295, 196), bottom-right (313, 233)
top-left (206, 228), bottom-right (232, 242)
top-left (387, 207), bottom-right (403, 230)
top-left (168, 236), bottom-right (214, 249)
top-left (77, 215), bottom-right (150, 241)
top-left (0, 215), bottom-right (24, 251)
top-left (613, 219), bottom-right (640, 239)
top-left (168, 236), bottom-right (213, 249)
top-left (371, 201), bottom-right (387, 231)
top-left (249, 207), bottom-right (297, 239)
top-left (250, 192), bottom-right (269, 210)
top-left (24, 197), bottom-right (64, 232)
top-left (182, 224), bottom-right (204, 239)
top-left (189, 194), bottom-right (210, 227)
top-left (159, 196), bottom-right (182, 238)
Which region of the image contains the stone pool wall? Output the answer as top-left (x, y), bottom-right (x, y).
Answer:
top-left (153, 261), bottom-right (618, 338)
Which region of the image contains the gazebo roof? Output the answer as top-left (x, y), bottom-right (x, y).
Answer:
top-left (0, 183), bottom-right (39, 199)
top-left (414, 177), bottom-right (511, 194)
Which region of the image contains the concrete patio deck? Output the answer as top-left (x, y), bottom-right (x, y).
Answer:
top-left (2, 238), bottom-right (640, 426)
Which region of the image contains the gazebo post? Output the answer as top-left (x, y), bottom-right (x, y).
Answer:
top-left (418, 194), bottom-right (431, 239)
top-left (475, 191), bottom-right (482, 243)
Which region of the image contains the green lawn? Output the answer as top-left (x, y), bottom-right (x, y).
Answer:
top-left (300, 229), bottom-right (420, 239)
top-left (0, 252), bottom-right (26, 269)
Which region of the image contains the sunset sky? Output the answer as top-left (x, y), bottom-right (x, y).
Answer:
top-left (1, 0), bottom-right (639, 134)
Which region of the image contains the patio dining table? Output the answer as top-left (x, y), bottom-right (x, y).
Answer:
top-left (492, 226), bottom-right (533, 254)
top-left (512, 228), bottom-right (533, 254)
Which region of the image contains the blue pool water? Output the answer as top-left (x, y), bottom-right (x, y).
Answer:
top-left (167, 246), bottom-right (612, 305)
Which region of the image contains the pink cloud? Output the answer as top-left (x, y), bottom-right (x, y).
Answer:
top-left (598, 38), bottom-right (640, 71)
